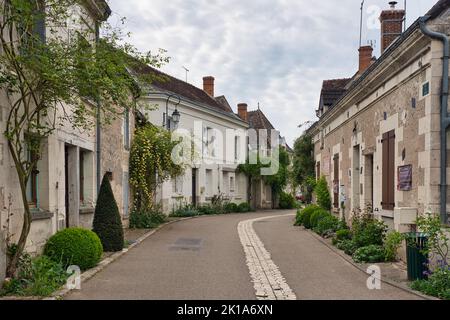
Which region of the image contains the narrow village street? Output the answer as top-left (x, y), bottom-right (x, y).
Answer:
top-left (65, 211), bottom-right (421, 300)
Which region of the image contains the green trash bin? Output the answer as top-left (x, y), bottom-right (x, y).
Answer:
top-left (404, 232), bottom-right (429, 281)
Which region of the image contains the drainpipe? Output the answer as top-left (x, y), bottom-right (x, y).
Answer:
top-left (95, 22), bottom-right (101, 194)
top-left (419, 16), bottom-right (450, 225)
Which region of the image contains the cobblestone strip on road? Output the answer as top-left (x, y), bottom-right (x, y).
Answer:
top-left (238, 214), bottom-right (297, 300)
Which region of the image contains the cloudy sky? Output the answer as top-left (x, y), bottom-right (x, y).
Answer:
top-left (107, 0), bottom-right (432, 145)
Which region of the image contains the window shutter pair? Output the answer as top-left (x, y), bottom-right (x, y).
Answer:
top-left (382, 130), bottom-right (396, 210)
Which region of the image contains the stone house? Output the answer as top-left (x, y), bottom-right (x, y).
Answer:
top-left (134, 66), bottom-right (250, 213)
top-left (0, 0), bottom-right (134, 282)
top-left (309, 0), bottom-right (450, 231)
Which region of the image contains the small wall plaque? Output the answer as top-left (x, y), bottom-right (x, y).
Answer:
top-left (398, 165), bottom-right (412, 191)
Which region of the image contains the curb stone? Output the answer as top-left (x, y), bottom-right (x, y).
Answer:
top-left (303, 227), bottom-right (440, 301)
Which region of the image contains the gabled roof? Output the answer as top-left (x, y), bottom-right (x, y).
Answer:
top-left (320, 78), bottom-right (352, 107)
top-left (248, 109), bottom-right (275, 130)
top-left (214, 95), bottom-right (233, 113)
top-left (132, 64), bottom-right (242, 120)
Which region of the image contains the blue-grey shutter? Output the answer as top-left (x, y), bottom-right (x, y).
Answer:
top-left (34, 2), bottom-right (46, 43)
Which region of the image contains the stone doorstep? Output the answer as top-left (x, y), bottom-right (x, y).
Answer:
top-left (304, 228), bottom-right (440, 301)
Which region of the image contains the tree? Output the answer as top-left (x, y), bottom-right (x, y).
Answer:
top-left (315, 176), bottom-right (332, 211)
top-left (292, 134), bottom-right (315, 203)
top-left (0, 0), bottom-right (168, 276)
top-left (93, 174), bottom-right (124, 252)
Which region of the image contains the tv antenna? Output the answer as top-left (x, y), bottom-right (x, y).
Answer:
top-left (182, 66), bottom-right (190, 82)
top-left (359, 0), bottom-right (365, 48)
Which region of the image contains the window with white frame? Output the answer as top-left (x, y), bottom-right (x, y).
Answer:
top-left (230, 176), bottom-right (235, 193)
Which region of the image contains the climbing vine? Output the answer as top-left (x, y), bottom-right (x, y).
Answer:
top-left (129, 124), bottom-right (184, 211)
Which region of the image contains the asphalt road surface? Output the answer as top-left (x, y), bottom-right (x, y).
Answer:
top-left (66, 210), bottom-right (422, 300)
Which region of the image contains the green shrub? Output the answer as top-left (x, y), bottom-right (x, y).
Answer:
top-left (224, 203), bottom-right (239, 213)
top-left (93, 174), bottom-right (124, 252)
top-left (294, 209), bottom-right (304, 226)
top-left (279, 192), bottom-right (296, 209)
top-left (299, 205), bottom-right (321, 229)
top-left (411, 267), bottom-right (450, 300)
top-left (0, 256), bottom-right (68, 297)
top-left (337, 240), bottom-right (358, 256)
top-left (314, 177), bottom-right (332, 210)
top-left (314, 215), bottom-right (340, 236)
top-left (44, 228), bottom-right (103, 271)
top-left (197, 204), bottom-right (216, 215)
top-left (310, 209), bottom-right (330, 229)
top-left (384, 231), bottom-right (405, 262)
top-left (352, 215), bottom-right (387, 248)
top-left (171, 204), bottom-right (200, 217)
top-left (352, 245), bottom-right (385, 263)
top-left (129, 209), bottom-right (166, 229)
top-left (237, 202), bottom-right (252, 213)
top-left (336, 229), bottom-right (352, 241)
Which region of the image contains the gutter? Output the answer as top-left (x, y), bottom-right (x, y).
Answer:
top-left (419, 15), bottom-right (450, 225)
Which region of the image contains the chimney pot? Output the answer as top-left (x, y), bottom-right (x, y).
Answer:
top-left (203, 76), bottom-right (215, 97)
top-left (379, 2), bottom-right (405, 53)
top-left (238, 103), bottom-right (248, 122)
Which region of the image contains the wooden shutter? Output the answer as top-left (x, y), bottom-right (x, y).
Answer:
top-left (316, 161), bottom-right (321, 180)
top-left (333, 155), bottom-right (339, 208)
top-left (382, 130), bottom-right (395, 210)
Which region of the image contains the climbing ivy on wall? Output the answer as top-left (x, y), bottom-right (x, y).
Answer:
top-left (129, 124), bottom-right (184, 211)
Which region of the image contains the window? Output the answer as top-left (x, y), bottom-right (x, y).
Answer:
top-left (422, 82), bottom-right (430, 97)
top-left (123, 172), bottom-right (129, 217)
top-left (33, 0), bottom-right (46, 43)
top-left (205, 170), bottom-right (213, 196)
top-left (26, 147), bottom-right (39, 207)
top-left (230, 176), bottom-right (235, 193)
top-left (382, 130), bottom-right (396, 210)
top-left (173, 176), bottom-right (183, 195)
top-left (316, 161), bottom-right (321, 180)
top-left (234, 136), bottom-right (239, 161)
top-left (123, 109), bottom-right (130, 150)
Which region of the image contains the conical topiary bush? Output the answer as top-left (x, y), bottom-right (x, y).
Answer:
top-left (93, 174), bottom-right (124, 252)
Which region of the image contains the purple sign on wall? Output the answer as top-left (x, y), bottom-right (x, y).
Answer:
top-left (398, 165), bottom-right (412, 191)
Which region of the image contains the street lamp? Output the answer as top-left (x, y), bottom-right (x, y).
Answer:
top-left (165, 94), bottom-right (181, 130)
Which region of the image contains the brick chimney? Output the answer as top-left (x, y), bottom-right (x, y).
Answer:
top-left (379, 1), bottom-right (405, 53)
top-left (203, 76), bottom-right (215, 97)
top-left (358, 45), bottom-right (373, 74)
top-left (238, 103), bottom-right (248, 122)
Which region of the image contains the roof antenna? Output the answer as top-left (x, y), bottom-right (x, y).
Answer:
top-left (182, 66), bottom-right (189, 82)
top-left (404, 0), bottom-right (407, 31)
top-left (359, 0), bottom-right (365, 48)
top-left (257, 102), bottom-right (260, 110)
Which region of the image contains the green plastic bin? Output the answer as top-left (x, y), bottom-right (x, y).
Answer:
top-left (404, 232), bottom-right (429, 281)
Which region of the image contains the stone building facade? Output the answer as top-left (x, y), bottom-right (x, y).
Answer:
top-left (309, 0), bottom-right (450, 231)
top-left (134, 66), bottom-right (250, 213)
top-left (0, 1), bottom-right (124, 282)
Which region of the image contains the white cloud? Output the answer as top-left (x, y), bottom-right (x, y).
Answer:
top-left (107, 0), bottom-right (430, 145)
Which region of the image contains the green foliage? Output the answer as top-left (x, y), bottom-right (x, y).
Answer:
top-left (352, 245), bottom-right (386, 263)
top-left (351, 214), bottom-right (387, 248)
top-left (384, 231), bottom-right (405, 262)
top-left (93, 175), bottom-right (124, 252)
top-left (238, 202), bottom-right (252, 213)
top-left (279, 192), bottom-right (297, 209)
top-left (197, 204), bottom-right (217, 215)
top-left (0, 256), bottom-right (68, 297)
top-left (44, 228), bottom-right (103, 271)
top-left (130, 124), bottom-right (184, 212)
top-left (310, 209), bottom-right (331, 229)
top-left (314, 215), bottom-right (341, 236)
top-left (314, 177), bottom-right (332, 210)
top-left (337, 240), bottom-right (358, 256)
top-left (416, 214), bottom-right (449, 266)
top-left (298, 205), bottom-right (322, 229)
top-left (171, 204), bottom-right (200, 217)
top-left (224, 203), bottom-right (239, 213)
top-left (294, 209), bottom-right (305, 226)
top-left (129, 208), bottom-right (166, 229)
top-left (336, 229), bottom-right (352, 242)
top-left (292, 134), bottom-right (315, 203)
top-left (411, 267), bottom-right (450, 300)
